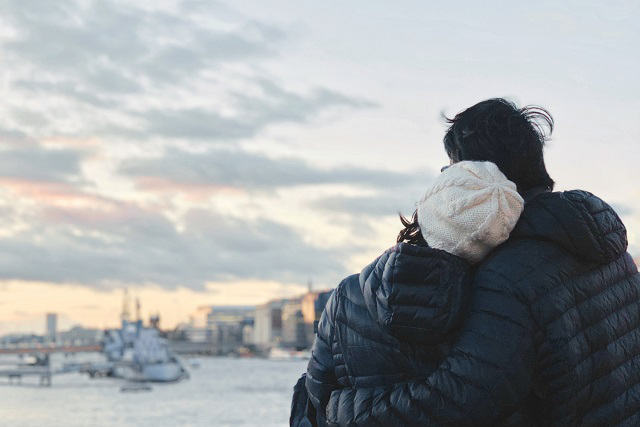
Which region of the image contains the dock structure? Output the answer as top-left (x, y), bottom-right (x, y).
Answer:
top-left (0, 367), bottom-right (52, 386)
top-left (0, 344), bottom-right (102, 355)
top-left (0, 344), bottom-right (102, 386)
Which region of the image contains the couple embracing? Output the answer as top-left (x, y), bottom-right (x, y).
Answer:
top-left (293, 98), bottom-right (640, 427)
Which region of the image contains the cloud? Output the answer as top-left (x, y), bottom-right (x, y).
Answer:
top-left (0, 0), bottom-right (378, 292)
top-left (0, 137), bottom-right (425, 289)
top-left (0, 128), bottom-right (89, 210)
top-left (0, 145), bottom-right (83, 183)
top-left (15, 80), bottom-right (119, 109)
top-left (134, 82), bottom-right (374, 141)
top-left (0, 129), bottom-right (39, 147)
top-left (0, 0), bottom-right (373, 142)
top-left (0, 203), bottom-right (347, 289)
top-left (120, 147), bottom-right (412, 191)
top-left (311, 170), bottom-right (436, 217)
top-left (0, 133), bottom-right (427, 289)
top-left (10, 108), bottom-right (49, 128)
top-left (0, 0), bottom-right (283, 90)
top-left (314, 195), bottom-right (412, 217)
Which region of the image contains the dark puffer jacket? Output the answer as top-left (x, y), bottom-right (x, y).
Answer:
top-left (308, 190), bottom-right (640, 427)
top-left (306, 240), bottom-right (473, 419)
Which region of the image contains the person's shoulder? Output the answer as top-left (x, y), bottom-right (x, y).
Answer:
top-left (335, 273), bottom-right (360, 293)
top-left (474, 236), bottom-right (571, 292)
top-left (506, 188), bottom-right (627, 266)
top-left (334, 273), bottom-right (366, 308)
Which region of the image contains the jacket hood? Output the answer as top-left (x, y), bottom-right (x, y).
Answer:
top-left (511, 190), bottom-right (628, 264)
top-left (359, 242), bottom-right (471, 344)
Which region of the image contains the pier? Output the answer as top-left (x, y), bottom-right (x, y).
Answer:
top-left (0, 344), bottom-right (102, 355)
top-left (0, 367), bottom-right (52, 386)
top-left (0, 345), bottom-right (103, 386)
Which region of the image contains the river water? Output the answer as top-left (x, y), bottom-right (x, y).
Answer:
top-left (0, 356), bottom-right (308, 427)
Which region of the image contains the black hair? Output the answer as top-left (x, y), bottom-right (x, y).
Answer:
top-left (397, 209), bottom-right (425, 245)
top-left (443, 98), bottom-right (555, 193)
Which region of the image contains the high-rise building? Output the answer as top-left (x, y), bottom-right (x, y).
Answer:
top-left (46, 313), bottom-right (57, 343)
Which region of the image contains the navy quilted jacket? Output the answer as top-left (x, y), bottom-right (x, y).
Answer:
top-left (306, 241), bottom-right (473, 417)
top-left (306, 190), bottom-right (640, 427)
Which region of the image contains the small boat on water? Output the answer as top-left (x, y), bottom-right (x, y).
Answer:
top-left (268, 347), bottom-right (311, 361)
top-left (187, 358), bottom-right (202, 369)
top-left (120, 383), bottom-right (153, 393)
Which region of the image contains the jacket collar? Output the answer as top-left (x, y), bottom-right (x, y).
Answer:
top-left (521, 186), bottom-right (551, 204)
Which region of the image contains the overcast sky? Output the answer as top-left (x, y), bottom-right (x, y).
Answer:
top-left (1, 0), bottom-right (638, 333)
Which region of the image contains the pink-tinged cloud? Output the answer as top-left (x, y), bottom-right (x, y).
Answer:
top-left (0, 130), bottom-right (39, 147)
top-left (0, 178), bottom-right (110, 209)
top-left (0, 178), bottom-right (170, 228)
top-left (132, 176), bottom-right (243, 202)
top-left (38, 203), bottom-right (152, 228)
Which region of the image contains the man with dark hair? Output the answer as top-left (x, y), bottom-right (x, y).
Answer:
top-left (443, 98), bottom-right (555, 193)
top-left (314, 98), bottom-right (640, 427)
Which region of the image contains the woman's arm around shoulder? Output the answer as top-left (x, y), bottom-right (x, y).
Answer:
top-left (325, 268), bottom-right (536, 427)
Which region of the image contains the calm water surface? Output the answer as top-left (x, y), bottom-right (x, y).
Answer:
top-left (0, 356), bottom-right (308, 427)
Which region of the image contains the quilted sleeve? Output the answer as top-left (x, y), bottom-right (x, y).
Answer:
top-left (306, 284), bottom-right (340, 415)
top-left (325, 269), bottom-right (535, 427)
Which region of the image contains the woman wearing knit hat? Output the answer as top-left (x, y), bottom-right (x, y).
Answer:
top-left (294, 160), bottom-right (524, 427)
top-left (298, 98), bottom-right (640, 427)
top-left (417, 160), bottom-right (524, 264)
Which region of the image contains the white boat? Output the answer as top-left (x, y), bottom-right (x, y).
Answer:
top-left (268, 347), bottom-right (311, 361)
top-left (187, 358), bottom-right (202, 369)
top-left (102, 320), bottom-right (188, 382)
top-left (142, 362), bottom-right (184, 382)
top-left (120, 383), bottom-right (152, 392)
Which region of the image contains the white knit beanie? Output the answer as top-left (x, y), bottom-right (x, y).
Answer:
top-left (417, 161), bottom-right (524, 264)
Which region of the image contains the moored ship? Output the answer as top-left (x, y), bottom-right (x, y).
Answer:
top-left (103, 319), bottom-right (188, 383)
top-left (97, 291), bottom-right (188, 382)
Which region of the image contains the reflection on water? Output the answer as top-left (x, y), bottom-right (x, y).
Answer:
top-left (0, 357), bottom-right (308, 427)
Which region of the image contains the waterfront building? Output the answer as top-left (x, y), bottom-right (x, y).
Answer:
top-left (210, 323), bottom-right (244, 353)
top-left (184, 325), bottom-right (211, 343)
top-left (186, 306), bottom-right (255, 353)
top-left (0, 333), bottom-right (44, 348)
top-left (186, 306), bottom-right (212, 342)
top-left (58, 326), bottom-right (103, 346)
top-left (281, 298), bottom-right (306, 349)
top-left (253, 300), bottom-right (285, 349)
top-left (242, 323), bottom-right (254, 345)
top-left (46, 313), bottom-right (57, 343)
top-left (190, 306), bottom-right (254, 329)
top-left (301, 290), bottom-right (333, 347)
top-left (190, 306), bottom-right (210, 329)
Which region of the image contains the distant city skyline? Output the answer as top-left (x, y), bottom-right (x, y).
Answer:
top-left (0, 284), bottom-right (336, 335)
top-left (1, 1), bottom-right (639, 332)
